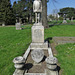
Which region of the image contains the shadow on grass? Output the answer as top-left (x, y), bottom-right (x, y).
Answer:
top-left (49, 22), bottom-right (62, 27)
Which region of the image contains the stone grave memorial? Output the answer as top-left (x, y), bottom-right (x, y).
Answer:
top-left (15, 19), bottom-right (22, 30)
top-left (62, 14), bottom-right (67, 23)
top-left (13, 0), bottom-right (58, 75)
top-left (2, 23), bottom-right (5, 26)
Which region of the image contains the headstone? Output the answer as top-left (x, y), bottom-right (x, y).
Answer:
top-left (63, 20), bottom-right (67, 23)
top-left (15, 23), bottom-right (22, 30)
top-left (71, 17), bottom-right (73, 22)
top-left (2, 23), bottom-right (5, 26)
top-left (31, 49), bottom-right (44, 63)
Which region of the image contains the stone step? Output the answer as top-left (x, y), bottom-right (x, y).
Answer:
top-left (25, 73), bottom-right (46, 75)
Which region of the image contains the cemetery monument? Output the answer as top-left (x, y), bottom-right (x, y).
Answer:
top-left (13, 0), bottom-right (58, 75)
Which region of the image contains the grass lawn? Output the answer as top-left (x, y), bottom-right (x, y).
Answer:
top-left (0, 25), bottom-right (75, 75)
top-left (45, 25), bottom-right (75, 39)
top-left (0, 26), bottom-right (31, 75)
top-left (55, 43), bottom-right (75, 75)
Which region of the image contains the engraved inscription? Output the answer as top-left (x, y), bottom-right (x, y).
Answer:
top-left (34, 29), bottom-right (42, 38)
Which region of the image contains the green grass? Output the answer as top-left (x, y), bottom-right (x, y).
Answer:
top-left (0, 26), bottom-right (31, 75)
top-left (55, 43), bottom-right (75, 75)
top-left (45, 25), bottom-right (75, 39)
top-left (0, 25), bottom-right (75, 75)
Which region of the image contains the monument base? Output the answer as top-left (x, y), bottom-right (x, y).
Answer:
top-left (30, 42), bottom-right (48, 49)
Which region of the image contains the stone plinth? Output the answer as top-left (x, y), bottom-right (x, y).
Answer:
top-left (32, 25), bottom-right (44, 43)
top-left (15, 23), bottom-right (22, 30)
top-left (30, 42), bottom-right (48, 49)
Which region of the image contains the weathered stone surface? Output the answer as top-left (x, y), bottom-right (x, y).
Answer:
top-left (23, 46), bottom-right (30, 60)
top-left (31, 49), bottom-right (44, 63)
top-left (15, 23), bottom-right (22, 30)
top-left (46, 57), bottom-right (58, 64)
top-left (53, 37), bottom-right (75, 44)
top-left (32, 25), bottom-right (44, 43)
top-left (13, 69), bottom-right (25, 75)
top-left (46, 57), bottom-right (58, 70)
top-left (13, 56), bottom-right (25, 64)
top-left (13, 56), bottom-right (25, 69)
top-left (30, 42), bottom-right (48, 49)
top-left (46, 64), bottom-right (57, 70)
top-left (25, 73), bottom-right (46, 75)
top-left (46, 69), bottom-right (58, 75)
top-left (48, 48), bottom-right (53, 57)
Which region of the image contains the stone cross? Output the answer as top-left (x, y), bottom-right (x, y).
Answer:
top-left (33, 0), bottom-right (42, 23)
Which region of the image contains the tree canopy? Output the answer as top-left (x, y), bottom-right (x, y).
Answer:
top-left (0, 0), bottom-right (49, 26)
top-left (58, 7), bottom-right (75, 19)
top-left (0, 0), bottom-right (15, 25)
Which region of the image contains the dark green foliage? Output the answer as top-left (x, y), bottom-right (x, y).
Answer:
top-left (13, 0), bottom-right (34, 23)
top-left (58, 7), bottom-right (75, 19)
top-left (0, 0), bottom-right (15, 25)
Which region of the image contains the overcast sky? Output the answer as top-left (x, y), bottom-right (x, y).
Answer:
top-left (11, 0), bottom-right (75, 15)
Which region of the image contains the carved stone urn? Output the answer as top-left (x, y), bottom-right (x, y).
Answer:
top-left (46, 56), bottom-right (58, 70)
top-left (13, 56), bottom-right (25, 69)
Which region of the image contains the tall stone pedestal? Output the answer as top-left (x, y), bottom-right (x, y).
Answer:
top-left (32, 25), bottom-right (44, 43)
top-left (30, 23), bottom-right (48, 49)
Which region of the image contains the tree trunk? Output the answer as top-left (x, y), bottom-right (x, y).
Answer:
top-left (42, 0), bottom-right (49, 28)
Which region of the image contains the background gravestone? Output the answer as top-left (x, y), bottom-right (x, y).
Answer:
top-left (15, 23), bottom-right (22, 30)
